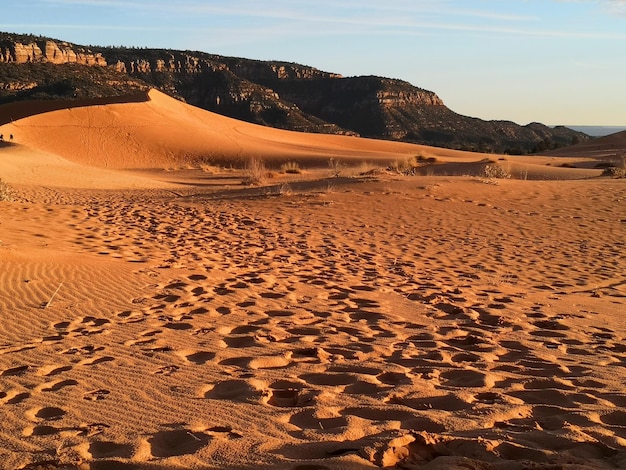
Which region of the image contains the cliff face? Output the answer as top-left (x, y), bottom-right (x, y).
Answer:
top-left (97, 47), bottom-right (355, 134)
top-left (0, 36), bottom-right (106, 66)
top-left (0, 32), bottom-right (590, 152)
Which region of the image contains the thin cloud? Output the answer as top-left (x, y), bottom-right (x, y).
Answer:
top-left (22, 0), bottom-right (626, 41)
top-left (556, 0), bottom-right (626, 14)
top-left (40, 0), bottom-right (535, 22)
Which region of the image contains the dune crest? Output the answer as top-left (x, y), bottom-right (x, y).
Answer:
top-left (1, 89), bottom-right (451, 171)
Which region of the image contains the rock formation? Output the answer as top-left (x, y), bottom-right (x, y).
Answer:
top-left (0, 35), bottom-right (105, 66)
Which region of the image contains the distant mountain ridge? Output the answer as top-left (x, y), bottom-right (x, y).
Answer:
top-left (564, 126), bottom-right (626, 137)
top-left (0, 31), bottom-right (590, 153)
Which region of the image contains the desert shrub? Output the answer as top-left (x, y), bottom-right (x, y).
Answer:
top-left (602, 167), bottom-right (626, 178)
top-left (243, 156), bottom-right (267, 185)
top-left (389, 156), bottom-right (418, 175)
top-left (280, 161), bottom-right (302, 174)
top-left (600, 155), bottom-right (626, 178)
top-left (0, 178), bottom-right (15, 201)
top-left (482, 164), bottom-right (511, 179)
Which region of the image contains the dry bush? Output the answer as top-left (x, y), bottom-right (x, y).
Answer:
top-left (0, 178), bottom-right (15, 201)
top-left (482, 164), bottom-right (511, 179)
top-left (280, 161), bottom-right (302, 174)
top-left (243, 156), bottom-right (267, 185)
top-left (601, 154), bottom-right (626, 178)
top-left (602, 167), bottom-right (626, 178)
top-left (389, 157), bottom-right (414, 174)
top-left (389, 155), bottom-right (439, 175)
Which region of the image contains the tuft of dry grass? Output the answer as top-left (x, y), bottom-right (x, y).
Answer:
top-left (243, 156), bottom-right (267, 185)
top-left (389, 156), bottom-right (417, 174)
top-left (278, 183), bottom-right (293, 196)
top-left (328, 158), bottom-right (344, 178)
top-left (280, 161), bottom-right (302, 174)
top-left (389, 154), bottom-right (439, 175)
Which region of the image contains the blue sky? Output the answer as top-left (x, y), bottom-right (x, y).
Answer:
top-left (1, 0), bottom-right (625, 126)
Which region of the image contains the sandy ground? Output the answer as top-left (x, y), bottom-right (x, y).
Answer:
top-left (0, 91), bottom-right (625, 470)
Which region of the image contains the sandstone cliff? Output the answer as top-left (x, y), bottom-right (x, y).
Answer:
top-left (0, 34), bottom-right (105, 66)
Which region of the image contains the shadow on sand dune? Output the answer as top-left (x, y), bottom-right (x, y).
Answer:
top-left (0, 92), bottom-right (150, 126)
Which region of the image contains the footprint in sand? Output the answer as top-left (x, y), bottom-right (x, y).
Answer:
top-left (88, 441), bottom-right (134, 459)
top-left (600, 410), bottom-right (626, 427)
top-left (266, 388), bottom-right (302, 407)
top-left (25, 406), bottom-right (67, 421)
top-left (1, 390), bottom-right (31, 404)
top-left (199, 380), bottom-right (261, 401)
top-left (263, 379), bottom-right (312, 407)
top-left (79, 356), bottom-right (114, 367)
top-left (376, 371), bottom-right (413, 386)
top-left (38, 379), bottom-right (79, 393)
top-left (147, 429), bottom-right (210, 457)
top-left (83, 389), bottom-right (110, 401)
top-left (221, 335), bottom-right (259, 348)
top-left (1, 365), bottom-right (31, 376)
top-left (178, 351), bottom-right (216, 365)
top-left (23, 425), bottom-right (59, 436)
top-left (289, 409), bottom-right (349, 433)
top-left (0, 344), bottom-right (37, 355)
top-left (439, 369), bottom-right (497, 388)
top-left (163, 322), bottom-right (194, 331)
top-left (37, 364), bottom-right (73, 377)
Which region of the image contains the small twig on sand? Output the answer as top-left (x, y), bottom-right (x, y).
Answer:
top-left (42, 282), bottom-right (63, 309)
top-left (187, 431), bottom-right (201, 442)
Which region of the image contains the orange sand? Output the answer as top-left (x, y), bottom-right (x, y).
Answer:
top-left (0, 91), bottom-right (625, 470)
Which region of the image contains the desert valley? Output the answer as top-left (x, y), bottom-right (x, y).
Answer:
top-left (0, 38), bottom-right (625, 470)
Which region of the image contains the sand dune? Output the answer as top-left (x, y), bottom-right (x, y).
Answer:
top-left (0, 89), bottom-right (457, 171)
top-left (0, 91), bottom-right (625, 469)
top-left (0, 89), bottom-right (609, 184)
